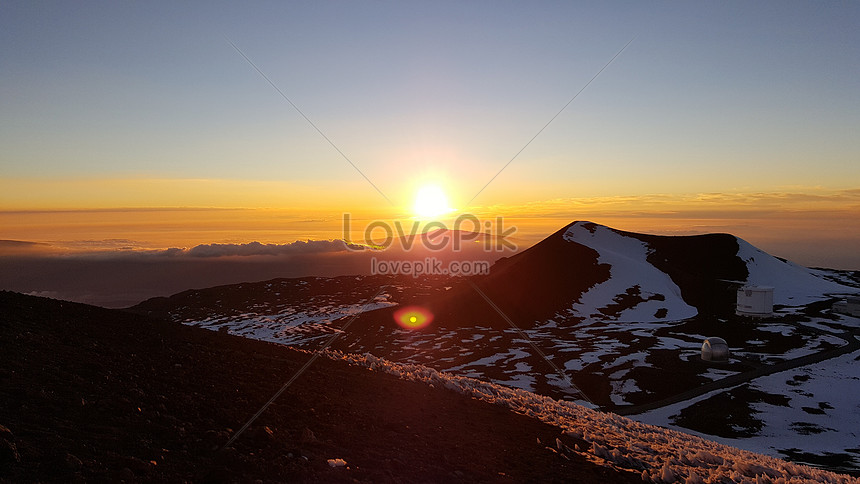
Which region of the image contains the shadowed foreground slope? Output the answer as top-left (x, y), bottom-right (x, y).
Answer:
top-left (0, 291), bottom-right (638, 483)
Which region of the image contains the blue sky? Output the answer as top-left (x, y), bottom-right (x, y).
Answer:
top-left (1, 1), bottom-right (859, 268)
top-left (3, 2), bottom-right (858, 197)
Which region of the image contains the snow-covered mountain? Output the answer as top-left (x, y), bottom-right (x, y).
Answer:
top-left (462, 221), bottom-right (853, 326)
top-left (734, 236), bottom-right (853, 305)
top-left (132, 221), bottom-right (860, 474)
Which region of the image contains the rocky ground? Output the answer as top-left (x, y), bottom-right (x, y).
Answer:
top-left (0, 291), bottom-right (640, 483)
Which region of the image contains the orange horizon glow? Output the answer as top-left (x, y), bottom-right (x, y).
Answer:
top-left (2, 205), bottom-right (859, 269)
top-left (2, 176), bottom-right (859, 269)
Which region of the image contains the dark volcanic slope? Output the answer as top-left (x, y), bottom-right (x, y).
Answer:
top-left (339, 223), bottom-right (611, 333)
top-left (429, 224), bottom-right (610, 327)
top-left (0, 291), bottom-right (639, 483)
top-left (403, 221), bottom-right (748, 330)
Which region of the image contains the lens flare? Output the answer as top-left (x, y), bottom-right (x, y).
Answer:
top-left (393, 305), bottom-right (434, 329)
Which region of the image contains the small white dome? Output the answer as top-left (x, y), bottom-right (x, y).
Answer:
top-left (702, 337), bottom-right (729, 362)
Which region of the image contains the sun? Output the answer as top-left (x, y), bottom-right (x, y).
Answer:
top-left (413, 184), bottom-right (452, 219)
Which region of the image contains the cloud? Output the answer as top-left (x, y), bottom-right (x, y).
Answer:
top-left (0, 240), bottom-right (45, 248)
top-left (0, 240), bottom-right (380, 308)
top-left (182, 239), bottom-right (370, 258)
top-left (0, 240), bottom-right (51, 255)
top-left (55, 239), bottom-right (147, 251)
top-left (0, 238), bottom-right (373, 259)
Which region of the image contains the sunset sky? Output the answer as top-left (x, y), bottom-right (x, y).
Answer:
top-left (2, 2), bottom-right (859, 268)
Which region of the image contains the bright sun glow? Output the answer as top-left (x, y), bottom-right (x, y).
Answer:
top-left (413, 184), bottom-right (452, 219)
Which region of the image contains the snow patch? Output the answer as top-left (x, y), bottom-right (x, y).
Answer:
top-left (563, 222), bottom-right (698, 323)
top-left (736, 238), bottom-right (858, 305)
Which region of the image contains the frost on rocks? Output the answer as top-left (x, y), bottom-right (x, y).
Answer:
top-left (315, 349), bottom-right (859, 484)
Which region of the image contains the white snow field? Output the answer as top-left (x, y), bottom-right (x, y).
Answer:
top-left (637, 341), bottom-right (860, 475)
top-left (735, 238), bottom-right (858, 305)
top-left (183, 290), bottom-right (396, 345)
top-left (562, 222), bottom-right (698, 322)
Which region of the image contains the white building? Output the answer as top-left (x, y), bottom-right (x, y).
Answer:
top-left (833, 296), bottom-right (860, 317)
top-left (702, 337), bottom-right (729, 362)
top-left (736, 286), bottom-right (774, 317)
